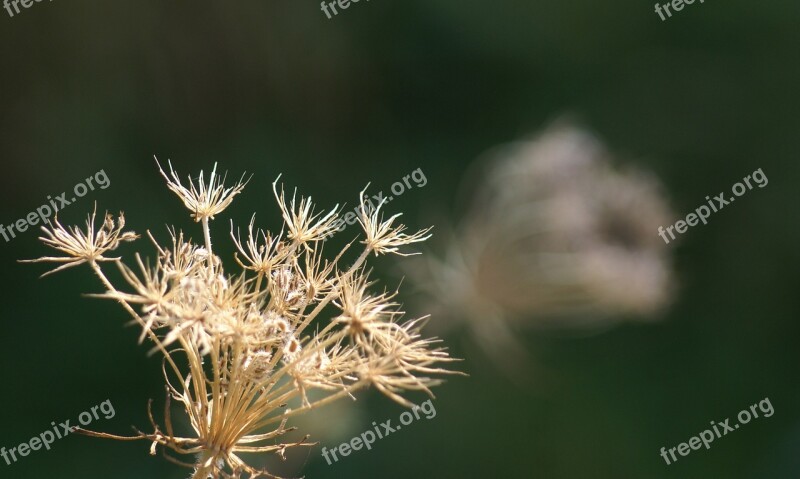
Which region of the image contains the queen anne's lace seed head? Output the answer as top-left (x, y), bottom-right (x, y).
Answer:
top-left (410, 121), bottom-right (675, 369)
top-left (357, 187), bottom-right (432, 256)
top-left (157, 158), bottom-right (249, 222)
top-left (21, 207), bottom-right (138, 276)
top-left (23, 162), bottom-right (458, 479)
top-left (272, 179), bottom-right (341, 246)
top-left (231, 215), bottom-right (288, 275)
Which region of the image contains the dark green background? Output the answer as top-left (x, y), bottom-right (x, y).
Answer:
top-left (1, 1), bottom-right (798, 478)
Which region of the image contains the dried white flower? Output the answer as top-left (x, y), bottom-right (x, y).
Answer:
top-left (157, 159), bottom-right (248, 223)
top-left (357, 187), bottom-right (432, 256)
top-left (24, 162), bottom-right (458, 479)
top-left (21, 207), bottom-right (138, 276)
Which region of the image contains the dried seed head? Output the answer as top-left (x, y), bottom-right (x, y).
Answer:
top-left (21, 207), bottom-right (138, 276)
top-left (23, 163), bottom-right (457, 479)
top-left (157, 158), bottom-right (249, 222)
top-left (231, 215), bottom-right (288, 275)
top-left (357, 187), bottom-right (432, 256)
top-left (410, 120), bottom-right (675, 369)
top-left (273, 179), bottom-right (340, 245)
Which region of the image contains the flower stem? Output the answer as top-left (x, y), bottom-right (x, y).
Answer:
top-left (202, 217), bottom-right (213, 267)
top-left (191, 457), bottom-right (214, 479)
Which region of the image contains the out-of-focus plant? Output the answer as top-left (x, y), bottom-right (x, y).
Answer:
top-left (411, 121), bottom-right (675, 366)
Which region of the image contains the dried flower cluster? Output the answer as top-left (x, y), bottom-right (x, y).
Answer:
top-left (23, 161), bottom-right (456, 479)
top-left (412, 121), bottom-right (675, 363)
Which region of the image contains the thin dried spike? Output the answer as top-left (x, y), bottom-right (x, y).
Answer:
top-left (161, 449), bottom-right (196, 469)
top-left (164, 386), bottom-right (175, 440)
top-left (72, 427), bottom-right (149, 441)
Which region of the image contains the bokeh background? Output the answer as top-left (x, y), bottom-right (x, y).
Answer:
top-left (1, 1), bottom-right (799, 478)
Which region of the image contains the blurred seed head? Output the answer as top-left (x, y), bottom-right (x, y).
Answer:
top-left (412, 121), bottom-right (676, 361)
